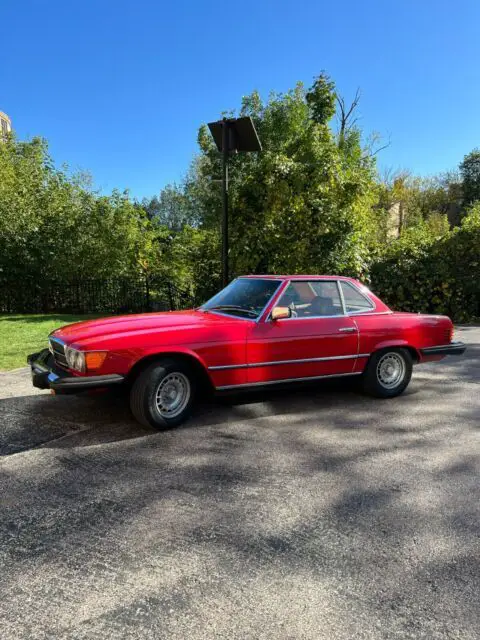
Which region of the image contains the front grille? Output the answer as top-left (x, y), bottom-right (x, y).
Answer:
top-left (49, 338), bottom-right (68, 369)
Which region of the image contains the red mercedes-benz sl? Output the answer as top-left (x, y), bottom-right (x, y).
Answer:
top-left (29, 275), bottom-right (466, 429)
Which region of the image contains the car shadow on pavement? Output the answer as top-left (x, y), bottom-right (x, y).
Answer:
top-left (0, 362), bottom-right (477, 456)
top-left (0, 390), bottom-right (148, 455)
top-left (1, 324), bottom-right (477, 457)
top-left (0, 380), bottom-right (332, 455)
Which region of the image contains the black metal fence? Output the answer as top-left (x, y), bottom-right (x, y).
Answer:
top-left (0, 276), bottom-right (197, 315)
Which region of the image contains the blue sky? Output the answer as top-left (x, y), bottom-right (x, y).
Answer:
top-left (2, 0), bottom-right (480, 198)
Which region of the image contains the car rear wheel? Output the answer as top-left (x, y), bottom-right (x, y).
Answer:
top-left (362, 348), bottom-right (412, 398)
top-left (130, 358), bottom-right (196, 429)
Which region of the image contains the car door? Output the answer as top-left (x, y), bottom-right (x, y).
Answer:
top-left (246, 280), bottom-right (359, 384)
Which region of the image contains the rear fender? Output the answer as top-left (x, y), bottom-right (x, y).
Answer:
top-left (369, 340), bottom-right (420, 363)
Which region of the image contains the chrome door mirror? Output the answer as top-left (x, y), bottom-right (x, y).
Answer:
top-left (271, 306), bottom-right (292, 321)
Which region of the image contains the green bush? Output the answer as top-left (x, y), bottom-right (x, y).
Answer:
top-left (371, 206), bottom-right (480, 322)
top-left (0, 136), bottom-right (159, 285)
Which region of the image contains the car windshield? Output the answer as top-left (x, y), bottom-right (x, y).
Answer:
top-left (201, 278), bottom-right (282, 319)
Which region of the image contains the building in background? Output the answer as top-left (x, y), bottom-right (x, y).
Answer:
top-left (0, 111), bottom-right (12, 141)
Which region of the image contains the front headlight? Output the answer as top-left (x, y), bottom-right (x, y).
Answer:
top-left (65, 347), bottom-right (85, 372)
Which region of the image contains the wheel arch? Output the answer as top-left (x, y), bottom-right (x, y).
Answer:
top-left (369, 341), bottom-right (420, 364)
top-left (126, 349), bottom-right (215, 394)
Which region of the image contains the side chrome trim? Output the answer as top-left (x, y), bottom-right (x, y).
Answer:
top-left (209, 353), bottom-right (370, 371)
top-left (265, 310), bottom-right (393, 321)
top-left (270, 313), bottom-right (347, 321)
top-left (349, 311), bottom-right (393, 317)
top-left (420, 343), bottom-right (454, 350)
top-left (216, 371), bottom-right (363, 390)
top-left (210, 363), bottom-right (250, 371)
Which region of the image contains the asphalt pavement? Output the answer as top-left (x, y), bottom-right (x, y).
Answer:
top-left (0, 326), bottom-right (479, 639)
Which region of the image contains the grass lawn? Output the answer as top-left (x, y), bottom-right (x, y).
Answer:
top-left (0, 314), bottom-right (101, 371)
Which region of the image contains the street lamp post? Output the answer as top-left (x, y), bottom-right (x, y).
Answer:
top-left (207, 116), bottom-right (262, 287)
top-left (221, 120), bottom-right (229, 288)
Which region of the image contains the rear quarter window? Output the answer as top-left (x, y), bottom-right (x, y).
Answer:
top-left (340, 282), bottom-right (375, 314)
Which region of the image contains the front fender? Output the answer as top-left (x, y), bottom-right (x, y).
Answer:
top-left (129, 346), bottom-right (213, 380)
top-left (98, 345), bottom-right (213, 383)
top-left (131, 345), bottom-right (209, 370)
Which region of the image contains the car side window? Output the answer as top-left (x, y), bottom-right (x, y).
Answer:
top-left (276, 281), bottom-right (344, 318)
top-left (340, 281), bottom-right (375, 314)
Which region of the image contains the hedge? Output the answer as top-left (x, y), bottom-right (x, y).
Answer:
top-left (370, 208), bottom-right (480, 323)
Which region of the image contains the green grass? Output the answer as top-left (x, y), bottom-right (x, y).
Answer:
top-left (0, 314), bottom-right (101, 371)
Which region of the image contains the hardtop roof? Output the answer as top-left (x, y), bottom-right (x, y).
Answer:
top-left (239, 274), bottom-right (357, 281)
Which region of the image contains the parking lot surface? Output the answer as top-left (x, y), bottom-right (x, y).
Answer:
top-left (0, 326), bottom-right (479, 639)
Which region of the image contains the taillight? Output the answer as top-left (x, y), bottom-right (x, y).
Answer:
top-left (442, 325), bottom-right (454, 344)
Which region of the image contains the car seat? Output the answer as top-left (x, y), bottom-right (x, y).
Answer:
top-left (309, 296), bottom-right (336, 316)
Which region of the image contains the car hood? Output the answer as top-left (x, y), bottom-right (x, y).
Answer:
top-left (51, 309), bottom-right (246, 346)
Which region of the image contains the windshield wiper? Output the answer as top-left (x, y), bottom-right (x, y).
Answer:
top-left (207, 305), bottom-right (258, 318)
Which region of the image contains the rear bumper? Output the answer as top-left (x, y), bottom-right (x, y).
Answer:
top-left (420, 341), bottom-right (466, 357)
top-left (28, 349), bottom-right (124, 394)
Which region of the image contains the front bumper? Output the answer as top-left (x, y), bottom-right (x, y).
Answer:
top-left (28, 349), bottom-right (124, 394)
top-left (420, 341), bottom-right (466, 357)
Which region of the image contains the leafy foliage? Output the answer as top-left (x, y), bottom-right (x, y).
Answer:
top-left (178, 76), bottom-right (379, 289)
top-left (0, 137), bottom-right (157, 285)
top-left (1, 74), bottom-right (479, 322)
top-left (376, 171), bottom-right (463, 232)
top-left (306, 73), bottom-right (337, 125)
top-left (371, 206), bottom-right (480, 321)
top-left (460, 149), bottom-right (480, 207)
top-left (141, 184), bottom-right (198, 230)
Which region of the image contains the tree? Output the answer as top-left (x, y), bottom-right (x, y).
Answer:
top-left (305, 73), bottom-right (336, 125)
top-left (375, 169), bottom-right (463, 239)
top-left (371, 203), bottom-right (480, 321)
top-left (141, 184), bottom-right (197, 230)
top-left (460, 149), bottom-right (480, 207)
top-left (0, 136), bottom-right (157, 285)
top-left (172, 75), bottom-right (379, 289)
top-left (336, 87), bottom-right (361, 141)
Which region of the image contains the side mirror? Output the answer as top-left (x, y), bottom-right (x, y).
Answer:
top-left (271, 306), bottom-right (292, 321)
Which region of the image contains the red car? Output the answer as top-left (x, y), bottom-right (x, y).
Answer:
top-left (29, 275), bottom-right (466, 429)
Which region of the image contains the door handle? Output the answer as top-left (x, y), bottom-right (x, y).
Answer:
top-left (338, 327), bottom-right (356, 332)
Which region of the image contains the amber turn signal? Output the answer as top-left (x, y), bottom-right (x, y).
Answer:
top-left (85, 351), bottom-right (108, 371)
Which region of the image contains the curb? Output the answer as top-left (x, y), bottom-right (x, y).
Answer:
top-left (0, 366), bottom-right (29, 376)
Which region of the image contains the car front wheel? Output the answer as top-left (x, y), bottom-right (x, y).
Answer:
top-left (130, 358), bottom-right (195, 429)
top-left (362, 348), bottom-right (413, 398)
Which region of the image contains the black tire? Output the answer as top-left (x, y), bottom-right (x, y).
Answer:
top-left (362, 348), bottom-right (413, 398)
top-left (130, 358), bottom-right (196, 429)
